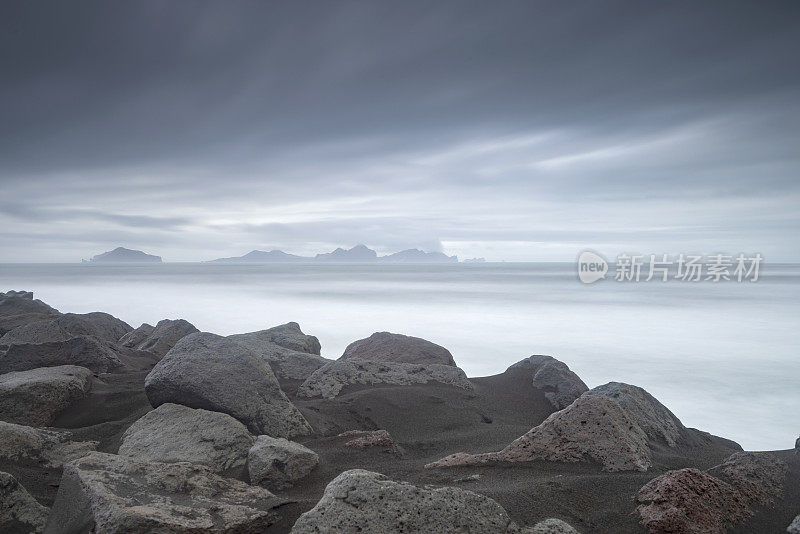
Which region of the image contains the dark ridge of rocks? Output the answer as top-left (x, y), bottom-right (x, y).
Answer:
top-left (636, 468), bottom-right (752, 534)
top-left (339, 331), bottom-right (457, 366)
top-left (0, 336), bottom-right (123, 374)
top-left (122, 318), bottom-right (198, 357)
top-left (0, 291), bottom-right (60, 336)
top-left (290, 469), bottom-right (521, 533)
top-left (0, 471), bottom-right (48, 534)
top-left (118, 323), bottom-right (154, 348)
top-left (145, 332), bottom-right (312, 438)
top-left (0, 312), bottom-right (132, 346)
top-left (0, 366), bottom-right (93, 427)
top-left (44, 452), bottom-right (285, 533)
top-left (506, 355), bottom-right (588, 409)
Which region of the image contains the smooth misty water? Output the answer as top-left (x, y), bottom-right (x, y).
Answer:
top-left (1, 262), bottom-right (797, 451)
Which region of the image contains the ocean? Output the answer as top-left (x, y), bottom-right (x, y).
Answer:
top-left (1, 262), bottom-right (797, 451)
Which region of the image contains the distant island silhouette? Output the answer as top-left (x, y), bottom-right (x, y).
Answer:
top-left (84, 247), bottom-right (162, 263)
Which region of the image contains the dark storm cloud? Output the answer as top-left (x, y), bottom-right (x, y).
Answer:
top-left (1, 1), bottom-right (799, 261)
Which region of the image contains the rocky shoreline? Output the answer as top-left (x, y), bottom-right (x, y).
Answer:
top-left (0, 289), bottom-right (797, 533)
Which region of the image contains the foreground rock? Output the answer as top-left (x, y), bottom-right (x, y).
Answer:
top-left (0, 366), bottom-right (93, 427)
top-left (229, 322), bottom-right (328, 381)
top-left (788, 514), bottom-right (800, 534)
top-left (338, 429), bottom-right (396, 449)
top-left (507, 355), bottom-right (588, 409)
top-left (339, 331), bottom-right (457, 366)
top-left (122, 318), bottom-right (198, 357)
top-left (527, 518), bottom-right (580, 534)
top-left (44, 452), bottom-right (285, 533)
top-left (427, 394), bottom-right (651, 472)
top-left (0, 312), bottom-right (131, 346)
top-left (298, 359), bottom-right (474, 399)
top-left (586, 382), bottom-right (685, 447)
top-left (0, 421), bottom-right (97, 468)
top-left (636, 468), bottom-right (751, 534)
top-left (0, 290), bottom-right (60, 336)
top-left (118, 403), bottom-right (254, 474)
top-left (291, 469), bottom-right (520, 533)
top-left (145, 332), bottom-right (312, 437)
top-left (248, 436), bottom-right (319, 490)
top-left (709, 451), bottom-right (788, 506)
top-left (0, 472), bottom-right (48, 534)
top-left (0, 336), bottom-right (123, 374)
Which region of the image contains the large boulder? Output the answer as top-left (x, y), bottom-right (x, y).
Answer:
top-left (0, 312), bottom-right (131, 346)
top-left (297, 359), bottom-right (474, 399)
top-left (247, 436), bottom-right (319, 490)
top-left (0, 471), bottom-right (48, 534)
top-left (427, 394), bottom-right (651, 472)
top-left (0, 421), bottom-right (97, 468)
top-left (118, 403), bottom-right (254, 475)
top-left (145, 332), bottom-right (311, 437)
top-left (229, 323), bottom-right (329, 381)
top-left (44, 452), bottom-right (285, 533)
top-left (708, 451), bottom-right (788, 506)
top-left (339, 331), bottom-right (456, 366)
top-left (585, 382), bottom-right (685, 446)
top-left (291, 469), bottom-right (520, 533)
top-left (0, 365), bottom-right (93, 427)
top-left (507, 355), bottom-right (588, 410)
top-left (126, 318), bottom-right (199, 357)
top-left (118, 323), bottom-right (154, 348)
top-left (0, 291), bottom-right (60, 336)
top-left (0, 336), bottom-right (123, 374)
top-left (636, 468), bottom-right (751, 534)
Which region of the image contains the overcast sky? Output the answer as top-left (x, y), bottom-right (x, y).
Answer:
top-left (1, 1), bottom-right (799, 262)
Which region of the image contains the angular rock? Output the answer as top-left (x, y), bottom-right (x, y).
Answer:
top-left (118, 323), bottom-right (154, 348)
top-left (44, 452), bottom-right (285, 533)
top-left (298, 359), bottom-right (474, 399)
top-left (636, 468), bottom-right (751, 534)
top-left (0, 291), bottom-right (60, 336)
top-left (0, 312), bottom-right (131, 346)
top-left (132, 318), bottom-right (199, 357)
top-left (118, 403), bottom-right (254, 474)
top-left (0, 336), bottom-right (123, 374)
top-left (0, 421), bottom-right (97, 468)
top-left (247, 436), bottom-right (318, 490)
top-left (426, 395), bottom-right (651, 472)
top-left (338, 429), bottom-right (395, 449)
top-left (0, 471), bottom-right (48, 534)
top-left (507, 355), bottom-right (588, 410)
top-left (229, 323), bottom-right (329, 381)
top-left (339, 331), bottom-right (456, 366)
top-left (586, 382), bottom-right (685, 446)
top-left (145, 332), bottom-right (311, 437)
top-left (0, 365), bottom-right (93, 427)
top-left (527, 518), bottom-right (580, 534)
top-left (709, 451), bottom-right (788, 506)
top-left (788, 514), bottom-right (800, 534)
top-left (291, 469), bottom-right (520, 533)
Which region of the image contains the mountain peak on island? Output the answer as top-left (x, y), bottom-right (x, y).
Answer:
top-left (87, 247), bottom-right (162, 263)
top-left (209, 250), bottom-right (305, 263)
top-left (380, 249), bottom-right (458, 263)
top-left (315, 244), bottom-right (378, 262)
top-left (207, 245), bottom-right (461, 263)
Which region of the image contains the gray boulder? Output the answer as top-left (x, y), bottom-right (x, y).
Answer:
top-left (507, 355), bottom-right (588, 410)
top-left (0, 312), bottom-right (131, 346)
top-left (709, 451), bottom-right (788, 506)
top-left (118, 403), bottom-right (254, 474)
top-left (0, 471), bottom-right (48, 534)
top-left (0, 365), bottom-right (93, 427)
top-left (585, 382), bottom-right (685, 446)
top-left (291, 469), bottom-right (520, 533)
top-left (427, 394), bottom-right (651, 472)
top-left (0, 336), bottom-right (123, 374)
top-left (0, 421), bottom-right (97, 468)
top-left (0, 291), bottom-right (60, 336)
top-left (788, 514), bottom-right (800, 534)
top-left (297, 359), bottom-right (474, 399)
top-left (131, 318), bottom-right (198, 357)
top-left (248, 436), bottom-right (318, 490)
top-left (118, 323), bottom-right (154, 348)
top-left (44, 452), bottom-right (285, 533)
top-left (527, 518), bottom-right (580, 534)
top-left (229, 323), bottom-right (329, 381)
top-left (145, 332), bottom-right (312, 437)
top-left (340, 331), bottom-right (456, 366)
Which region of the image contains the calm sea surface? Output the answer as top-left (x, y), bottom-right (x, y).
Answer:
top-left (1, 262), bottom-right (797, 451)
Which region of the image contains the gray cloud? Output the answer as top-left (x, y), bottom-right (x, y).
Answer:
top-left (1, 1), bottom-right (798, 261)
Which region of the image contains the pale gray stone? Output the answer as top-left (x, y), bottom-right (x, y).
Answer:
top-left (248, 436), bottom-right (318, 490)
top-left (0, 421), bottom-right (97, 468)
top-left (229, 323), bottom-right (329, 381)
top-left (133, 318), bottom-right (198, 357)
top-left (0, 365), bottom-right (93, 427)
top-left (340, 331), bottom-right (456, 366)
